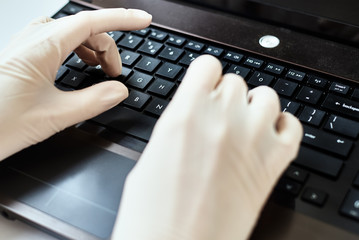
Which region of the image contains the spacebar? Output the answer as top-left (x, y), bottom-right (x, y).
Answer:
top-left (91, 105), bottom-right (157, 142)
top-left (294, 146), bottom-right (343, 178)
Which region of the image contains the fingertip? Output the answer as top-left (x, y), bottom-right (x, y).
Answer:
top-left (276, 112), bottom-right (303, 148)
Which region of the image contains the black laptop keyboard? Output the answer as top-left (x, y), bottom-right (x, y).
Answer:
top-left (54, 3), bottom-right (359, 235)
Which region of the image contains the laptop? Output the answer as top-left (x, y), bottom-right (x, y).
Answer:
top-left (1, 0), bottom-right (359, 239)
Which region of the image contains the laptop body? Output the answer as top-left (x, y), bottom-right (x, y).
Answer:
top-left (1, 0), bottom-right (359, 239)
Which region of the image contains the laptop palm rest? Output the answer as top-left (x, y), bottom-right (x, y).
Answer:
top-left (0, 129), bottom-right (136, 239)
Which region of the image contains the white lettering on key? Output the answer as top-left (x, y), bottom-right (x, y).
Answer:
top-left (305, 133), bottom-right (316, 139)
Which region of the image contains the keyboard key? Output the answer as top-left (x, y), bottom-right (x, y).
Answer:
top-left (133, 28), bottom-right (151, 37)
top-left (84, 65), bottom-right (105, 77)
top-left (158, 46), bottom-right (184, 62)
top-left (307, 76), bottom-right (328, 89)
top-left (273, 79), bottom-right (298, 97)
top-left (294, 146), bottom-right (343, 178)
top-left (155, 63), bottom-right (182, 80)
top-left (145, 98), bottom-right (169, 117)
top-left (55, 66), bottom-right (69, 82)
top-left (65, 54), bottom-right (87, 71)
top-left (285, 166), bottom-right (309, 183)
top-left (118, 67), bottom-right (133, 82)
top-left (223, 52), bottom-right (243, 63)
top-left (123, 90), bottom-right (151, 110)
top-left (244, 57), bottom-right (264, 69)
top-left (135, 56), bottom-right (161, 73)
top-left (148, 78), bottom-right (176, 97)
top-left (91, 106), bottom-right (157, 141)
top-left (107, 31), bottom-right (124, 43)
top-left (62, 4), bottom-right (83, 15)
top-left (118, 34), bottom-right (143, 50)
top-left (204, 46), bottom-right (224, 57)
top-left (280, 98), bottom-right (300, 115)
top-left (167, 35), bottom-right (186, 47)
top-left (299, 106), bottom-right (325, 127)
top-left (353, 172), bottom-right (359, 188)
top-left (121, 51), bottom-right (141, 67)
top-left (329, 82), bottom-right (350, 95)
top-left (352, 88), bottom-right (359, 100)
top-left (302, 125), bottom-right (353, 158)
top-left (286, 69), bottom-right (306, 82)
top-left (276, 178), bottom-right (302, 196)
top-left (149, 30), bottom-right (168, 41)
top-left (138, 40), bottom-right (163, 56)
top-left (248, 71), bottom-right (274, 87)
top-left (126, 72), bottom-right (153, 90)
top-left (322, 94), bottom-right (359, 120)
top-left (340, 189), bottom-right (359, 221)
top-left (61, 70), bottom-right (87, 88)
top-left (264, 63), bottom-right (285, 75)
top-left (324, 115), bottom-right (359, 138)
top-left (302, 188), bottom-right (328, 206)
top-left (185, 40), bottom-right (205, 52)
top-left (296, 86), bottom-right (323, 105)
top-left (179, 52), bottom-right (199, 66)
top-left (226, 65), bottom-right (250, 79)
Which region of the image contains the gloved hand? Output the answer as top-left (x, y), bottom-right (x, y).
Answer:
top-left (112, 55), bottom-right (303, 240)
top-left (0, 9), bottom-right (152, 160)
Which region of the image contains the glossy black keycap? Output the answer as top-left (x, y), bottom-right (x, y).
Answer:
top-left (324, 115), bottom-right (359, 138)
top-left (145, 98), bottom-right (169, 117)
top-left (138, 40), bottom-right (163, 56)
top-left (329, 82), bottom-right (350, 95)
top-left (296, 86), bottom-right (323, 105)
top-left (203, 46), bottom-right (224, 57)
top-left (135, 56), bottom-right (161, 73)
top-left (185, 40), bottom-right (205, 52)
top-left (149, 30), bottom-right (168, 41)
top-left (302, 125), bottom-right (353, 158)
top-left (223, 52), bottom-right (243, 63)
top-left (299, 106), bottom-right (325, 127)
top-left (61, 70), bottom-right (87, 88)
top-left (280, 98), bottom-right (300, 115)
top-left (340, 189), bottom-right (359, 221)
top-left (158, 46), bottom-right (184, 62)
top-left (123, 90), bottom-right (151, 110)
top-left (322, 94), bottom-right (359, 120)
top-left (264, 63), bottom-right (284, 75)
top-left (308, 76), bottom-right (328, 89)
top-left (226, 65), bottom-right (250, 79)
top-left (248, 71), bottom-right (274, 87)
top-left (155, 63), bottom-right (182, 80)
top-left (286, 69), bottom-right (306, 82)
top-left (302, 188), bottom-right (328, 206)
top-left (65, 54), bottom-right (87, 71)
top-left (121, 51), bottom-right (141, 67)
top-left (285, 165), bottom-right (309, 183)
top-left (148, 78), bottom-right (176, 97)
top-left (118, 34), bottom-right (143, 50)
top-left (107, 31), bottom-right (124, 43)
top-left (294, 146), bottom-right (343, 178)
top-left (126, 72), bottom-right (153, 90)
top-left (166, 35), bottom-right (186, 47)
top-left (273, 79), bottom-right (298, 97)
top-left (55, 66), bottom-right (69, 82)
top-left (276, 178), bottom-right (302, 196)
top-left (244, 57), bottom-right (264, 69)
top-left (179, 52), bottom-right (199, 66)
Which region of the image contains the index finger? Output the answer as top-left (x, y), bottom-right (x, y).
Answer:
top-left (55, 8), bottom-right (152, 55)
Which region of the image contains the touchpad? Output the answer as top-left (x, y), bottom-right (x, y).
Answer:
top-left (0, 130), bottom-right (136, 239)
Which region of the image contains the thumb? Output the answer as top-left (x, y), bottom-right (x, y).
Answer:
top-left (51, 80), bottom-right (128, 131)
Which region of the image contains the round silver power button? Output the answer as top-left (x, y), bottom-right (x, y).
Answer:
top-left (259, 35), bottom-right (280, 48)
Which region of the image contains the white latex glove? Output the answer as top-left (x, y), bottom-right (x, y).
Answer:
top-left (0, 9), bottom-right (152, 160)
top-left (112, 55), bottom-right (303, 240)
